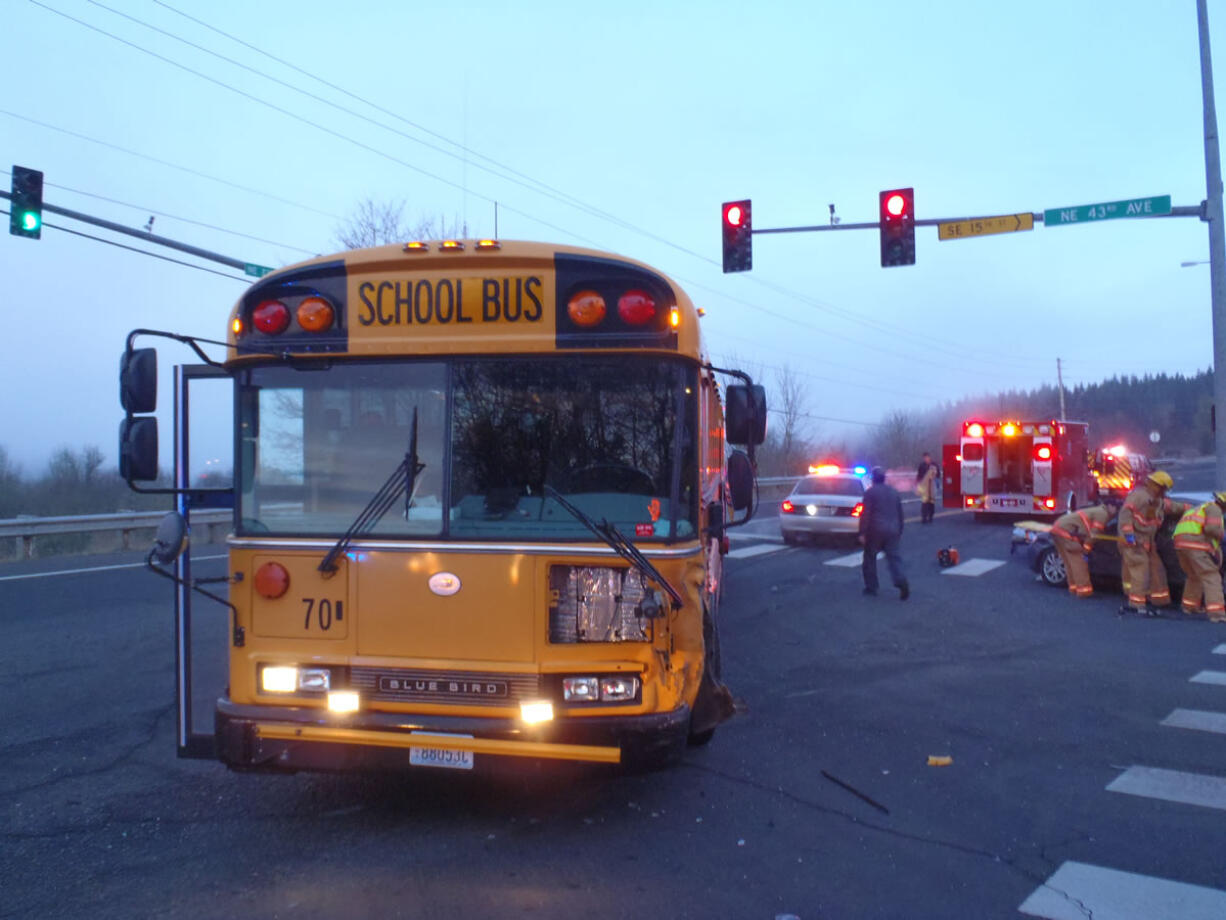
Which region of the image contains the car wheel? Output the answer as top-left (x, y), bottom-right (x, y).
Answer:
top-left (1038, 546), bottom-right (1067, 587)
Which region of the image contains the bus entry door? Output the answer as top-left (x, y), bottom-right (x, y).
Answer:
top-left (173, 364), bottom-right (234, 759)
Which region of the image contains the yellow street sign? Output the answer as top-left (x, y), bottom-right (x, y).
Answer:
top-left (937, 213), bottom-right (1034, 241)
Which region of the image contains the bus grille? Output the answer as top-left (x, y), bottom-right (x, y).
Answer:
top-left (349, 667), bottom-right (540, 707)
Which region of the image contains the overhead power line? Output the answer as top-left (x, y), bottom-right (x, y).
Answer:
top-left (27, 0), bottom-right (1067, 380)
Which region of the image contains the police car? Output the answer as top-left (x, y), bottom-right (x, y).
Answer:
top-left (779, 465), bottom-right (868, 545)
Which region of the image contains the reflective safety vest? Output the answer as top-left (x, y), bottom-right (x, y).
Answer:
top-left (1173, 502), bottom-right (1224, 553)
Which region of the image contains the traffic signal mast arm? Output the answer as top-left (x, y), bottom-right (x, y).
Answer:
top-left (747, 205), bottom-right (1204, 235)
top-left (1, 187), bottom-right (272, 275)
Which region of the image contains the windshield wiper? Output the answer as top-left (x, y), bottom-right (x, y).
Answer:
top-left (319, 408), bottom-right (425, 575)
top-left (543, 485), bottom-right (684, 611)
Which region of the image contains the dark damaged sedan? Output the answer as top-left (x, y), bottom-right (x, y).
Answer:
top-left (1011, 498), bottom-right (1220, 600)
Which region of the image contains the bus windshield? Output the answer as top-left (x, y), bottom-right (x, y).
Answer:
top-left (237, 355), bottom-right (698, 541)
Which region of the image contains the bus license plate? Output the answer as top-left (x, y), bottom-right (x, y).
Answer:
top-left (409, 733), bottom-right (474, 770)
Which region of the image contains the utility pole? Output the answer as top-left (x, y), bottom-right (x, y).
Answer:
top-left (1056, 357), bottom-right (1067, 420)
top-left (1198, 0), bottom-right (1226, 487)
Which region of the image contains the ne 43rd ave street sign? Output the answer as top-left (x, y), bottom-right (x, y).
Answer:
top-left (1043, 195), bottom-right (1171, 227)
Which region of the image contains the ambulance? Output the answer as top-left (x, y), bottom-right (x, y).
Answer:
top-left (942, 419), bottom-right (1094, 517)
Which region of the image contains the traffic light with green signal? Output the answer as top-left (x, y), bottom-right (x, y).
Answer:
top-left (10, 166), bottom-right (44, 239)
top-left (878, 187), bottom-right (914, 267)
top-left (721, 199), bottom-right (752, 273)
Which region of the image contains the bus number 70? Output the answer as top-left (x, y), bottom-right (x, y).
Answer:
top-left (302, 598), bottom-right (343, 631)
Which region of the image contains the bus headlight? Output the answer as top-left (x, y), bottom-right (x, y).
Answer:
top-left (549, 566), bottom-right (654, 643)
top-left (261, 665), bottom-right (298, 693)
top-left (260, 665), bottom-right (331, 694)
top-left (562, 676), bottom-right (641, 703)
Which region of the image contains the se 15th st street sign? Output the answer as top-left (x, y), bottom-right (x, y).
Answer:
top-left (1043, 195), bottom-right (1171, 227)
top-left (938, 213), bottom-right (1034, 241)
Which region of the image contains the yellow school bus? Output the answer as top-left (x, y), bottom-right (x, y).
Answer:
top-left (119, 239), bottom-right (765, 773)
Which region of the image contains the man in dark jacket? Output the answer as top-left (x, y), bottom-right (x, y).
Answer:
top-left (859, 467), bottom-right (909, 599)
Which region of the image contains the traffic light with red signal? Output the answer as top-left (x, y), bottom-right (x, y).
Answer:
top-left (878, 187), bottom-right (914, 267)
top-left (721, 199), bottom-right (752, 273)
top-left (9, 165), bottom-right (44, 239)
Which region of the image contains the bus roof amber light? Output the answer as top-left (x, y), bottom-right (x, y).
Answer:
top-left (475, 239), bottom-right (501, 250)
top-left (253, 300), bottom-right (290, 335)
top-left (617, 290), bottom-right (656, 325)
top-left (440, 240), bottom-right (464, 251)
top-left (230, 316), bottom-right (244, 336)
top-left (668, 306), bottom-right (680, 328)
top-left (567, 290), bottom-right (606, 327)
top-left (254, 562), bottom-right (290, 599)
top-left (297, 296), bottom-right (335, 332)
top-left (403, 241), bottom-right (429, 253)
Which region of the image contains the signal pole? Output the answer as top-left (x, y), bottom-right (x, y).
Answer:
top-left (1198, 0), bottom-right (1226, 487)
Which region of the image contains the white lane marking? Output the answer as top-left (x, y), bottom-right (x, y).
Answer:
top-left (1190, 671), bottom-right (1226, 686)
top-left (1106, 765), bottom-right (1226, 812)
top-left (826, 552), bottom-right (877, 567)
top-left (940, 558), bottom-right (1005, 577)
top-left (1161, 709), bottom-right (1226, 736)
top-left (1018, 860), bottom-right (1226, 920)
top-left (1214, 644), bottom-right (1226, 655)
top-left (0, 554), bottom-right (227, 582)
top-left (726, 543), bottom-right (783, 560)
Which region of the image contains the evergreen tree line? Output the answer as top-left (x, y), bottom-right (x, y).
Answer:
top-left (753, 369), bottom-right (1215, 476)
top-left (0, 369), bottom-right (1214, 514)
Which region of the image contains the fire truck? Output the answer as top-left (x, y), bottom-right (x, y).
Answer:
top-left (1089, 444), bottom-right (1153, 500)
top-left (942, 419), bottom-right (1094, 516)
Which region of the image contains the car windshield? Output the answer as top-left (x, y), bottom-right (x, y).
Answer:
top-left (796, 476), bottom-right (864, 497)
top-left (235, 356), bottom-right (699, 541)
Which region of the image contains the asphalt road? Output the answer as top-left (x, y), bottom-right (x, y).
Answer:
top-left (4, 486), bottom-right (1226, 919)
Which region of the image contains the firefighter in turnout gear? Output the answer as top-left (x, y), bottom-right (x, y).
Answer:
top-left (1049, 498), bottom-right (1121, 597)
top-left (1117, 470), bottom-right (1192, 615)
top-left (1173, 492), bottom-right (1226, 621)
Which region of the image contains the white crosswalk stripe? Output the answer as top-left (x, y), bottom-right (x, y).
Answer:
top-left (939, 558), bottom-right (1005, 577)
top-left (1189, 670), bottom-right (1226, 686)
top-left (1106, 765), bottom-right (1226, 812)
top-left (1019, 861), bottom-right (1226, 920)
top-left (1161, 708), bottom-right (1226, 736)
top-left (725, 542), bottom-right (784, 560)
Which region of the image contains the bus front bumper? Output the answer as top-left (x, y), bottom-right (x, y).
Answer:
top-left (214, 700), bottom-right (691, 772)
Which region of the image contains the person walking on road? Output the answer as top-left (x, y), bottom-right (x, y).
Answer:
top-left (916, 462), bottom-right (939, 524)
top-left (1049, 498), bottom-right (1120, 598)
top-left (1173, 491), bottom-right (1226, 621)
top-left (1118, 470), bottom-right (1192, 616)
top-left (860, 466), bottom-right (909, 600)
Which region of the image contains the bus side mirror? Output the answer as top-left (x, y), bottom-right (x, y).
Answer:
top-left (119, 417), bottom-right (159, 481)
top-left (728, 449), bottom-right (754, 511)
top-left (725, 384), bottom-right (766, 446)
top-left (120, 348), bottom-right (158, 414)
top-left (150, 512), bottom-right (188, 565)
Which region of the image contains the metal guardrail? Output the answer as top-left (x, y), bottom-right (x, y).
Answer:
top-left (0, 471), bottom-right (907, 560)
top-left (0, 509), bottom-right (232, 560)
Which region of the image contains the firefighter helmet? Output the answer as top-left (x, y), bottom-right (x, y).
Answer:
top-left (1215, 491), bottom-right (1226, 508)
top-left (1147, 470), bottom-right (1174, 490)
